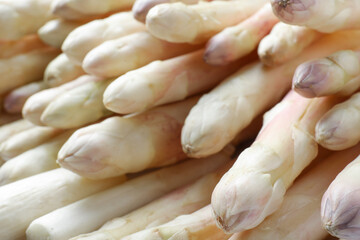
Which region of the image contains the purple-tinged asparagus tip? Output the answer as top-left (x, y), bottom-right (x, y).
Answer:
top-left (270, 0), bottom-right (314, 24)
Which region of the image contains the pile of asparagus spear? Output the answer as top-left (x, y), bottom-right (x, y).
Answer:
top-left (0, 0), bottom-right (360, 239)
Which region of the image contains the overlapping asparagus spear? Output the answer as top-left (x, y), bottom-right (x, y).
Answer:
top-left (0, 168), bottom-right (126, 240)
top-left (26, 154), bottom-right (230, 240)
top-left (204, 3), bottom-right (278, 66)
top-left (82, 31), bottom-right (199, 78)
top-left (0, 119), bottom-right (34, 144)
top-left (271, 0), bottom-right (360, 33)
top-left (58, 97), bottom-right (198, 178)
top-left (103, 50), bottom-right (255, 114)
top-left (62, 12), bottom-right (145, 65)
top-left (181, 31), bottom-right (360, 158)
top-left (258, 22), bottom-right (322, 66)
top-left (146, 0), bottom-right (267, 44)
top-left (0, 34), bottom-right (47, 58)
top-left (211, 91), bottom-right (342, 233)
top-left (71, 163), bottom-right (231, 240)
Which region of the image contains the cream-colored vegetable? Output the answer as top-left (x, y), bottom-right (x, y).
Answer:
top-left (0, 34), bottom-right (47, 59)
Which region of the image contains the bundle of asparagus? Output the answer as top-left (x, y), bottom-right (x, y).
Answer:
top-left (1, 1), bottom-right (360, 240)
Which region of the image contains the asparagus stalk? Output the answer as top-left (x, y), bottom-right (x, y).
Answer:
top-left (82, 31), bottom-right (199, 78)
top-left (146, 0), bottom-right (267, 44)
top-left (122, 205), bottom-right (230, 240)
top-left (0, 168), bottom-right (126, 240)
top-left (4, 81), bottom-right (48, 114)
top-left (321, 154), bottom-right (360, 239)
top-left (38, 19), bottom-right (86, 48)
top-left (71, 163), bottom-right (231, 240)
top-left (103, 49), bottom-right (255, 114)
top-left (258, 22), bottom-right (322, 66)
top-left (0, 34), bottom-right (47, 59)
top-left (51, 0), bottom-right (136, 20)
top-left (0, 119), bottom-right (34, 144)
top-left (44, 53), bottom-right (85, 87)
top-left (0, 126), bottom-right (62, 161)
top-left (0, 0), bottom-right (54, 40)
top-left (0, 131), bottom-right (73, 185)
top-left (204, 3), bottom-right (278, 66)
top-left (132, 0), bottom-right (200, 23)
top-left (316, 92), bottom-right (360, 151)
top-left (181, 30), bottom-right (360, 158)
top-left (41, 78), bottom-right (112, 129)
top-left (58, 97), bottom-right (199, 179)
top-left (0, 47), bottom-right (59, 95)
top-left (23, 75), bottom-right (101, 125)
top-left (26, 154), bottom-right (230, 240)
top-left (271, 0), bottom-right (360, 33)
top-left (231, 146), bottom-right (360, 240)
top-left (211, 91), bottom-right (342, 233)
top-left (62, 12), bottom-right (145, 65)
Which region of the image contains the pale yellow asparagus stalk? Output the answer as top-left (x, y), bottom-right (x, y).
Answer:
top-left (23, 75), bottom-right (101, 125)
top-left (146, 0), bottom-right (267, 44)
top-left (103, 50), bottom-right (255, 114)
top-left (0, 131), bottom-right (73, 185)
top-left (0, 47), bottom-right (59, 95)
top-left (38, 19), bottom-right (86, 48)
top-left (231, 146), bottom-right (360, 240)
top-left (271, 0), bottom-right (360, 33)
top-left (41, 78), bottom-right (111, 129)
top-left (4, 81), bottom-right (48, 114)
top-left (211, 91), bottom-right (341, 233)
top-left (0, 168), bottom-right (125, 240)
top-left (316, 92), bottom-right (360, 151)
top-left (62, 12), bottom-right (145, 65)
top-left (44, 53), bottom-right (85, 87)
top-left (71, 163), bottom-right (231, 240)
top-left (132, 0), bottom-right (199, 23)
top-left (58, 97), bottom-right (199, 179)
top-left (26, 154), bottom-right (230, 240)
top-left (258, 22), bottom-right (322, 66)
top-left (0, 119), bottom-right (34, 144)
top-left (293, 50), bottom-right (360, 98)
top-left (0, 0), bottom-right (55, 40)
top-left (51, 0), bottom-right (136, 20)
top-left (181, 30), bottom-right (360, 158)
top-left (321, 154), bottom-right (360, 239)
top-left (204, 3), bottom-right (278, 66)
top-left (122, 205), bottom-right (230, 240)
top-left (83, 31), bottom-right (199, 78)
top-left (0, 126), bottom-right (62, 161)
top-left (0, 34), bottom-right (47, 59)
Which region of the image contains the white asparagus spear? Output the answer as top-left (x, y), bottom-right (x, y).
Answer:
top-left (316, 92), bottom-right (360, 151)
top-left (132, 0), bottom-right (199, 23)
top-left (258, 22), bottom-right (322, 66)
top-left (211, 91), bottom-right (341, 233)
top-left (38, 18), bottom-right (85, 48)
top-left (181, 30), bottom-right (360, 158)
top-left (4, 81), bottom-right (48, 114)
top-left (293, 50), bottom-right (360, 98)
top-left (44, 53), bottom-right (85, 87)
top-left (51, 0), bottom-right (136, 20)
top-left (23, 75), bottom-right (101, 126)
top-left (62, 12), bottom-right (145, 65)
top-left (41, 78), bottom-right (111, 129)
top-left (0, 0), bottom-right (54, 40)
top-left (0, 131), bottom-right (73, 185)
top-left (146, 0), bottom-right (267, 44)
top-left (0, 47), bottom-right (59, 95)
top-left (71, 163), bottom-right (231, 240)
top-left (271, 0), bottom-right (360, 33)
top-left (0, 34), bottom-right (47, 59)
top-left (58, 97), bottom-right (200, 179)
top-left (103, 49), bottom-right (255, 114)
top-left (83, 31), bottom-right (199, 78)
top-left (204, 3), bottom-right (279, 66)
top-left (122, 205), bottom-right (230, 240)
top-left (26, 153), bottom-right (230, 240)
top-left (0, 168), bottom-right (126, 240)
top-left (0, 119), bottom-right (34, 144)
top-left (0, 126), bottom-right (62, 161)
